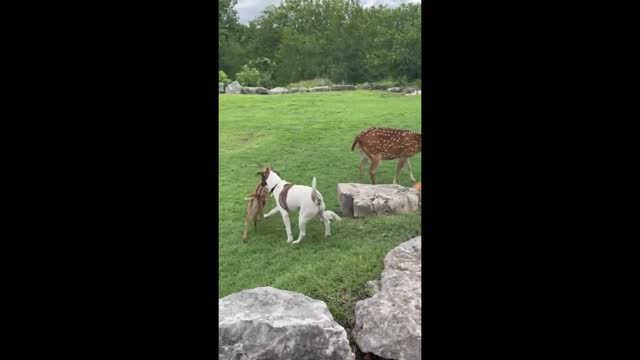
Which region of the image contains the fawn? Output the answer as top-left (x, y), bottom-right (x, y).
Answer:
top-left (351, 127), bottom-right (422, 184)
top-left (243, 182), bottom-right (270, 241)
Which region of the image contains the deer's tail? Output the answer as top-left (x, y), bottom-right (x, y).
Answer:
top-left (351, 135), bottom-right (360, 151)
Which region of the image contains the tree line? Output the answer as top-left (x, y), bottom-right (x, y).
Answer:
top-left (219, 0), bottom-right (421, 87)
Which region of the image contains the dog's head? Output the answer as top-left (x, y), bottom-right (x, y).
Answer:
top-left (256, 167), bottom-right (280, 187)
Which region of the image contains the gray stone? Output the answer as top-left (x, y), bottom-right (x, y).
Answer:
top-left (405, 90), bottom-right (422, 96)
top-left (225, 81), bottom-right (243, 94)
top-left (387, 87), bottom-right (402, 92)
top-left (354, 236), bottom-right (422, 360)
top-left (402, 86), bottom-right (418, 94)
top-left (219, 82), bottom-right (225, 93)
top-left (310, 86), bottom-right (331, 92)
top-left (337, 183), bottom-right (420, 218)
top-left (219, 287), bottom-right (355, 360)
top-left (267, 87), bottom-right (290, 95)
top-left (330, 84), bottom-right (356, 91)
top-left (288, 87), bottom-right (309, 93)
top-left (242, 86), bottom-right (268, 95)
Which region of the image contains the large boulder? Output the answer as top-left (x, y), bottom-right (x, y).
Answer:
top-left (354, 236), bottom-right (422, 360)
top-left (242, 86), bottom-right (268, 95)
top-left (387, 87), bottom-right (403, 93)
top-left (288, 87), bottom-right (309, 93)
top-left (225, 81), bottom-right (243, 94)
top-left (331, 84), bottom-right (356, 91)
top-left (267, 87), bottom-right (290, 95)
top-left (310, 86), bottom-right (331, 92)
top-left (219, 287), bottom-right (355, 360)
top-left (337, 183), bottom-right (420, 217)
top-left (219, 82), bottom-right (225, 93)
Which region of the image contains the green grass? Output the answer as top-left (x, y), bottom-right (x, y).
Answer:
top-left (218, 90), bottom-right (421, 329)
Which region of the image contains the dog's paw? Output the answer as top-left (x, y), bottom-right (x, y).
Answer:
top-left (291, 239), bottom-right (301, 244)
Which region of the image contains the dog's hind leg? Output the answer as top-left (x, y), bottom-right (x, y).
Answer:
top-left (292, 212), bottom-right (313, 244)
top-left (280, 210), bottom-right (294, 243)
top-left (317, 211), bottom-right (332, 237)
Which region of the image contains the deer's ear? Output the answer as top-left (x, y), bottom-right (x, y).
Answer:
top-left (256, 172), bottom-right (263, 176)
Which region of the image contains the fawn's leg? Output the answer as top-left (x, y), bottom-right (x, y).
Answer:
top-left (359, 156), bottom-right (369, 183)
top-left (406, 158), bottom-right (417, 182)
top-left (393, 157), bottom-right (408, 185)
top-left (369, 156), bottom-right (381, 184)
top-left (243, 217), bottom-right (249, 240)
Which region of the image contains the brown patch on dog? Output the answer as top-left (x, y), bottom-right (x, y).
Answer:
top-left (278, 183), bottom-right (294, 211)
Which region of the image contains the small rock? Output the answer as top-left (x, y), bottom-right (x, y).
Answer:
top-left (218, 82), bottom-right (225, 93)
top-left (331, 84), bottom-right (356, 91)
top-left (242, 86), bottom-right (268, 94)
top-left (288, 87), bottom-right (309, 93)
top-left (310, 86), bottom-right (331, 92)
top-left (267, 87), bottom-right (290, 95)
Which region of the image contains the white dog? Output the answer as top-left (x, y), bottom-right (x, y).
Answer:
top-left (258, 167), bottom-right (341, 244)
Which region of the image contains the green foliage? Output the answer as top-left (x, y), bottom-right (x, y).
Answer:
top-left (218, 0), bottom-right (421, 87)
top-left (235, 65), bottom-right (262, 87)
top-left (219, 91), bottom-right (422, 327)
top-left (286, 78), bottom-right (334, 89)
top-left (219, 70), bottom-right (230, 84)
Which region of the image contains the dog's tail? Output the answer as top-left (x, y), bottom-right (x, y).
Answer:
top-left (310, 177), bottom-right (323, 208)
top-left (351, 135), bottom-right (360, 151)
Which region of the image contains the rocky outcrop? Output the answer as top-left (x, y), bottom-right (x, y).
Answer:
top-left (337, 183), bottom-right (420, 217)
top-left (242, 86), bottom-right (268, 94)
top-left (219, 82), bottom-right (225, 93)
top-left (219, 287), bottom-right (355, 360)
top-left (354, 236), bottom-right (422, 360)
top-left (267, 87), bottom-right (290, 95)
top-left (225, 81), bottom-right (243, 94)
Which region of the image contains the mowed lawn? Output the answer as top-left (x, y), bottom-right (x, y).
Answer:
top-left (218, 90), bottom-right (422, 328)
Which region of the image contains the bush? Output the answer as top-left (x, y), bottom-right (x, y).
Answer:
top-left (286, 78), bottom-right (334, 89)
top-left (235, 66), bottom-right (262, 87)
top-left (219, 70), bottom-right (230, 85)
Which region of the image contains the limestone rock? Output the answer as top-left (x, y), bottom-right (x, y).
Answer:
top-left (219, 287), bottom-right (355, 360)
top-left (354, 236), bottom-right (422, 360)
top-left (387, 87), bottom-right (402, 93)
top-left (288, 87), bottom-right (309, 93)
top-left (242, 86), bottom-right (268, 94)
top-left (337, 183), bottom-right (420, 218)
top-left (331, 84), bottom-right (356, 91)
top-left (225, 81), bottom-right (243, 94)
top-left (267, 87), bottom-right (290, 95)
top-left (310, 86), bottom-right (331, 92)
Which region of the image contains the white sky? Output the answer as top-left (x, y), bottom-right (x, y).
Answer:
top-left (236, 0), bottom-right (421, 24)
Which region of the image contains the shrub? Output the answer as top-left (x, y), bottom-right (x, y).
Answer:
top-left (235, 66), bottom-right (262, 87)
top-left (219, 70), bottom-right (230, 85)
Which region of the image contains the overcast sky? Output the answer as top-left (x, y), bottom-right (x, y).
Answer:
top-left (236, 0), bottom-right (421, 24)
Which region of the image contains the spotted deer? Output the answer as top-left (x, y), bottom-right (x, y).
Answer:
top-left (351, 127), bottom-right (421, 184)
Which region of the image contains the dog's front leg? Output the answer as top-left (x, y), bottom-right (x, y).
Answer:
top-left (264, 206), bottom-right (279, 219)
top-left (280, 210), bottom-right (294, 243)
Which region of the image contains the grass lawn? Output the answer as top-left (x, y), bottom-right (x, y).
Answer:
top-left (218, 90), bottom-right (422, 330)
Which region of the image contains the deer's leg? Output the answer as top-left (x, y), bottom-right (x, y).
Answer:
top-left (243, 217), bottom-right (249, 241)
top-left (369, 157), bottom-right (381, 184)
top-left (393, 157), bottom-right (408, 185)
top-left (406, 158), bottom-right (417, 182)
top-left (358, 156), bottom-right (369, 183)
